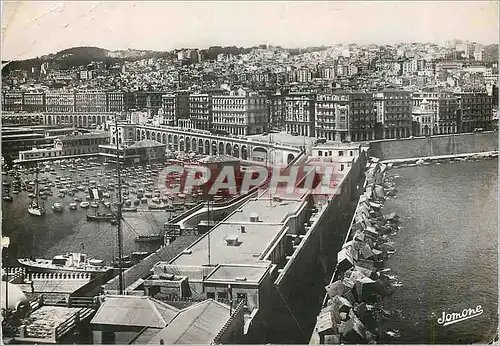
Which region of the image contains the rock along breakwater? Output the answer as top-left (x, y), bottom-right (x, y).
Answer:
top-left (310, 157), bottom-right (403, 344)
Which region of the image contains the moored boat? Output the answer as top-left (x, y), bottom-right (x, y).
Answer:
top-left (148, 203), bottom-right (168, 210)
top-left (69, 202), bottom-right (78, 210)
top-left (80, 201), bottom-right (90, 208)
top-left (86, 212), bottom-right (115, 222)
top-left (52, 202), bottom-right (64, 212)
top-left (18, 253), bottom-right (110, 274)
top-left (135, 235), bottom-right (164, 243)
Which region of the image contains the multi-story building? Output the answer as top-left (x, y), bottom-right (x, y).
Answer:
top-left (455, 91), bottom-right (493, 132)
top-left (2, 91), bottom-right (24, 112)
top-left (22, 92), bottom-right (45, 112)
top-left (295, 69), bottom-right (312, 83)
top-left (146, 91), bottom-right (164, 116)
top-left (74, 91), bottom-right (107, 113)
top-left (413, 91), bottom-right (460, 134)
top-left (45, 91), bottom-right (75, 113)
top-left (268, 92), bottom-right (287, 131)
top-left (107, 91), bottom-right (124, 112)
top-left (212, 90), bottom-right (268, 135)
top-left (348, 91), bottom-right (377, 141)
top-left (160, 93), bottom-right (176, 126)
top-left (315, 93), bottom-right (349, 142)
top-left (318, 65), bottom-right (336, 80)
top-left (373, 89), bottom-right (412, 139)
top-left (285, 93), bottom-right (316, 137)
top-left (162, 90), bottom-right (191, 126)
top-left (189, 93), bottom-right (212, 131)
top-left (411, 99), bottom-right (436, 136)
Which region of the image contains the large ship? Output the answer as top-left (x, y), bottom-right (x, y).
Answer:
top-left (18, 253), bottom-right (111, 274)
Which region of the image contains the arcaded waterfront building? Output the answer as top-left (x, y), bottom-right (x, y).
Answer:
top-left (1, 91), bottom-right (24, 112)
top-left (107, 91), bottom-right (125, 112)
top-left (212, 90), bottom-right (268, 135)
top-left (23, 92), bottom-right (46, 113)
top-left (45, 91), bottom-right (75, 113)
top-left (75, 90), bottom-right (108, 113)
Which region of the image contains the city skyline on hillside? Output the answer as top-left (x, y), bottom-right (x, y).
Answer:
top-left (2, 1), bottom-right (499, 61)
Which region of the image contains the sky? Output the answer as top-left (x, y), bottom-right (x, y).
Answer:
top-left (1, 1), bottom-right (499, 61)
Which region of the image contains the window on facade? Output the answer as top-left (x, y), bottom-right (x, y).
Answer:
top-left (218, 291), bottom-right (228, 300)
top-left (318, 151), bottom-right (323, 156)
top-left (339, 151), bottom-right (344, 156)
top-left (207, 292), bottom-right (215, 299)
top-left (341, 164), bottom-right (345, 171)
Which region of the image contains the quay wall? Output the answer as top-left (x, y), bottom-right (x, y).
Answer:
top-left (264, 153), bottom-right (366, 343)
top-left (368, 132), bottom-right (498, 161)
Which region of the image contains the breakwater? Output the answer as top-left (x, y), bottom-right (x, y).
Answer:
top-left (381, 150), bottom-right (498, 167)
top-left (368, 131), bottom-right (498, 161)
top-left (310, 159), bottom-right (402, 344)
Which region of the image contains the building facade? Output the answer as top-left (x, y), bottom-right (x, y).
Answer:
top-left (23, 92), bottom-right (45, 113)
top-left (75, 91), bottom-right (108, 113)
top-left (45, 92), bottom-right (75, 113)
top-left (189, 94), bottom-right (212, 131)
top-left (212, 91), bottom-right (268, 135)
top-left (411, 99), bottom-right (436, 136)
top-left (456, 91), bottom-right (493, 132)
top-left (285, 93), bottom-right (316, 137)
top-left (373, 89), bottom-right (412, 139)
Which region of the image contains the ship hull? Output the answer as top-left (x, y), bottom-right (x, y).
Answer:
top-left (86, 215), bottom-right (115, 222)
top-left (18, 259), bottom-right (109, 274)
top-left (28, 207), bottom-right (44, 216)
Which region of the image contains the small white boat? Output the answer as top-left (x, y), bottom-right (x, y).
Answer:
top-left (103, 201), bottom-right (111, 208)
top-left (80, 201), bottom-right (90, 208)
top-left (69, 202), bottom-right (78, 210)
top-left (177, 193), bottom-right (186, 199)
top-left (52, 202), bottom-right (64, 212)
top-left (90, 201), bottom-right (99, 208)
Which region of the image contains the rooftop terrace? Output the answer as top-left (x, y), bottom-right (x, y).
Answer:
top-left (170, 197), bottom-right (304, 266)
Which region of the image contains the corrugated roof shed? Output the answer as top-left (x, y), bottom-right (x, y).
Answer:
top-left (146, 299), bottom-right (231, 344)
top-left (104, 235), bottom-right (199, 292)
top-left (90, 296), bottom-right (179, 328)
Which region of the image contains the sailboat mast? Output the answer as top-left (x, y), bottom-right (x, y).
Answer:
top-left (35, 166), bottom-right (39, 207)
top-left (114, 115), bottom-right (124, 294)
top-left (207, 195), bottom-right (211, 266)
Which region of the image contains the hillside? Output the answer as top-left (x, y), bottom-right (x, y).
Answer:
top-left (1, 46), bottom-right (173, 75)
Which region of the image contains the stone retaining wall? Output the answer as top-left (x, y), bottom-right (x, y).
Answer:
top-left (368, 132), bottom-right (498, 161)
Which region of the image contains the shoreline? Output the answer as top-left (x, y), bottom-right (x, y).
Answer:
top-left (310, 158), bottom-right (402, 344)
top-left (379, 150), bottom-right (498, 167)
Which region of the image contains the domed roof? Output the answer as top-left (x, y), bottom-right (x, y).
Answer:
top-left (0, 281), bottom-right (29, 310)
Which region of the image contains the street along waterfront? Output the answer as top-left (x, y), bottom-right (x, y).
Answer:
top-left (378, 158), bottom-right (498, 343)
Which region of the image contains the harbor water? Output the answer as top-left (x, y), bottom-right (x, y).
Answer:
top-left (1, 159), bottom-right (201, 267)
top-left (379, 158), bottom-right (498, 343)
